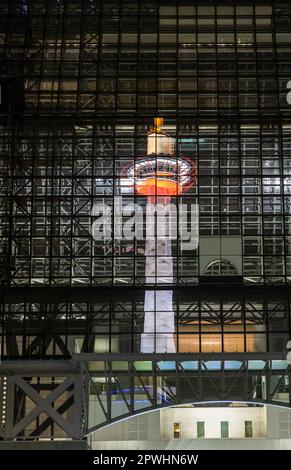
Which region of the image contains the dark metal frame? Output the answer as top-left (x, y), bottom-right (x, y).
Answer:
top-left (1, 0), bottom-right (291, 441)
top-left (0, 355), bottom-right (290, 439)
top-left (0, 285), bottom-right (291, 358)
top-left (1, 1), bottom-right (291, 288)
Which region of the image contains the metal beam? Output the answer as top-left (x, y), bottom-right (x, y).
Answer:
top-left (1, 284), bottom-right (291, 304)
top-left (0, 357), bottom-right (290, 440)
top-left (72, 352), bottom-right (286, 362)
top-left (5, 376), bottom-right (76, 439)
top-left (0, 360), bottom-right (79, 376)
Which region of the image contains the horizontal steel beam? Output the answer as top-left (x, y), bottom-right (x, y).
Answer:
top-left (1, 284), bottom-right (291, 303)
top-left (0, 360), bottom-right (79, 376)
top-left (72, 352), bottom-right (287, 362)
top-left (0, 352), bottom-right (287, 376)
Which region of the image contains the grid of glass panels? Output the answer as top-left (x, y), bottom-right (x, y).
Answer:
top-left (0, 1), bottom-right (290, 115)
top-left (0, 0), bottom-right (291, 287)
top-left (1, 295), bottom-right (290, 357)
top-left (1, 121), bottom-right (291, 285)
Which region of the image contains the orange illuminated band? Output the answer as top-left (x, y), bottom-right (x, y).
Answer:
top-left (125, 156), bottom-right (196, 197)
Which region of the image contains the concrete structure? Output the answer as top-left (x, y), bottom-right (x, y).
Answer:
top-left (90, 404), bottom-right (291, 450)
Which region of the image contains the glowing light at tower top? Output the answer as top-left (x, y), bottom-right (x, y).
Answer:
top-left (125, 118), bottom-right (196, 197)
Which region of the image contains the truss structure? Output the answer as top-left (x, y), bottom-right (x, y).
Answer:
top-left (0, 285), bottom-right (290, 358)
top-left (0, 355), bottom-right (290, 440)
top-left (1, 0), bottom-right (291, 442)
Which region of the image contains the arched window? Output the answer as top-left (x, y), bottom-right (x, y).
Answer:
top-left (204, 259), bottom-right (238, 276)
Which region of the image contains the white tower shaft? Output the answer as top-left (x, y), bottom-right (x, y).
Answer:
top-left (141, 199), bottom-right (176, 353)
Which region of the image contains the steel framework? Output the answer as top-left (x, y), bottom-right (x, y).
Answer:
top-left (1, 0), bottom-right (291, 442)
top-left (1, 285), bottom-right (291, 358)
top-left (0, 354), bottom-right (290, 440)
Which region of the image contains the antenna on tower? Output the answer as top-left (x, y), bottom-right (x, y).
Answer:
top-left (149, 117), bottom-right (164, 135)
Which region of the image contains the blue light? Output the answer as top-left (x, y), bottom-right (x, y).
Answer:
top-left (21, 0), bottom-right (28, 14)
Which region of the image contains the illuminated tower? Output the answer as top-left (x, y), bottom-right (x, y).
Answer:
top-left (126, 119), bottom-right (196, 352)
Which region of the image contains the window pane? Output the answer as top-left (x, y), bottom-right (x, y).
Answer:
top-left (173, 422), bottom-right (180, 438)
top-left (197, 421), bottom-right (205, 438)
top-left (221, 421), bottom-right (229, 438)
top-left (245, 420), bottom-right (253, 438)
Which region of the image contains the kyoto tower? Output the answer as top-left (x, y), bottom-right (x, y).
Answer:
top-left (126, 118), bottom-right (196, 353)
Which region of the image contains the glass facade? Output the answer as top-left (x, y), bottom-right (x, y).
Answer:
top-left (1, 1), bottom-right (291, 358)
